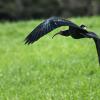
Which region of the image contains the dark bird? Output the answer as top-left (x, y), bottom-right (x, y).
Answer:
top-left (25, 17), bottom-right (100, 65)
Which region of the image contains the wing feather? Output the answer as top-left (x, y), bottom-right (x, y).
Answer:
top-left (25, 17), bottom-right (80, 44)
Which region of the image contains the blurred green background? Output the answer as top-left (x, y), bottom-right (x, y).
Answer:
top-left (0, 17), bottom-right (100, 100)
top-left (0, 0), bottom-right (100, 100)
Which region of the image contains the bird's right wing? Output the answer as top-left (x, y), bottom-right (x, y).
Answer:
top-left (25, 17), bottom-right (80, 44)
top-left (93, 38), bottom-right (100, 65)
top-left (86, 32), bottom-right (100, 65)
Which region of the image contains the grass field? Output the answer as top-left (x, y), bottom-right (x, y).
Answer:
top-left (0, 16), bottom-right (100, 100)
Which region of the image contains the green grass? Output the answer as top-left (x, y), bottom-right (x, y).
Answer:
top-left (0, 16), bottom-right (100, 100)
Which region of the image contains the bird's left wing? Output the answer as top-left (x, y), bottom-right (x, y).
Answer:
top-left (25, 17), bottom-right (79, 44)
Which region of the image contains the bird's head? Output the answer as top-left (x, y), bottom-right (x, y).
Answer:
top-left (52, 31), bottom-right (62, 39)
top-left (80, 24), bottom-right (87, 30)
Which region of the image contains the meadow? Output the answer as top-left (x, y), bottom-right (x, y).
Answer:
top-left (0, 16), bottom-right (100, 100)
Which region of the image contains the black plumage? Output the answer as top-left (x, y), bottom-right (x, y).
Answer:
top-left (25, 17), bottom-right (100, 65)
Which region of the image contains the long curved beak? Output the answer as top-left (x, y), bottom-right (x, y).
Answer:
top-left (52, 32), bottom-right (61, 39)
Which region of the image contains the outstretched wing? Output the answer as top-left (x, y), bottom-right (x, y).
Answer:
top-left (86, 32), bottom-right (100, 65)
top-left (25, 17), bottom-right (79, 44)
top-left (94, 38), bottom-right (100, 65)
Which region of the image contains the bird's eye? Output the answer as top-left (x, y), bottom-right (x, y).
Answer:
top-left (84, 27), bottom-right (87, 29)
top-left (55, 22), bottom-right (57, 25)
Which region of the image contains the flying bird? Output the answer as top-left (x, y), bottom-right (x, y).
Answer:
top-left (25, 17), bottom-right (100, 65)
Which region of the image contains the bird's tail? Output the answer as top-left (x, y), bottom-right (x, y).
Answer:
top-left (93, 38), bottom-right (100, 65)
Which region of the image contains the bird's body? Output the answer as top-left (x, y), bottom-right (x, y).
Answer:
top-left (25, 17), bottom-right (100, 65)
top-left (60, 28), bottom-right (86, 39)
